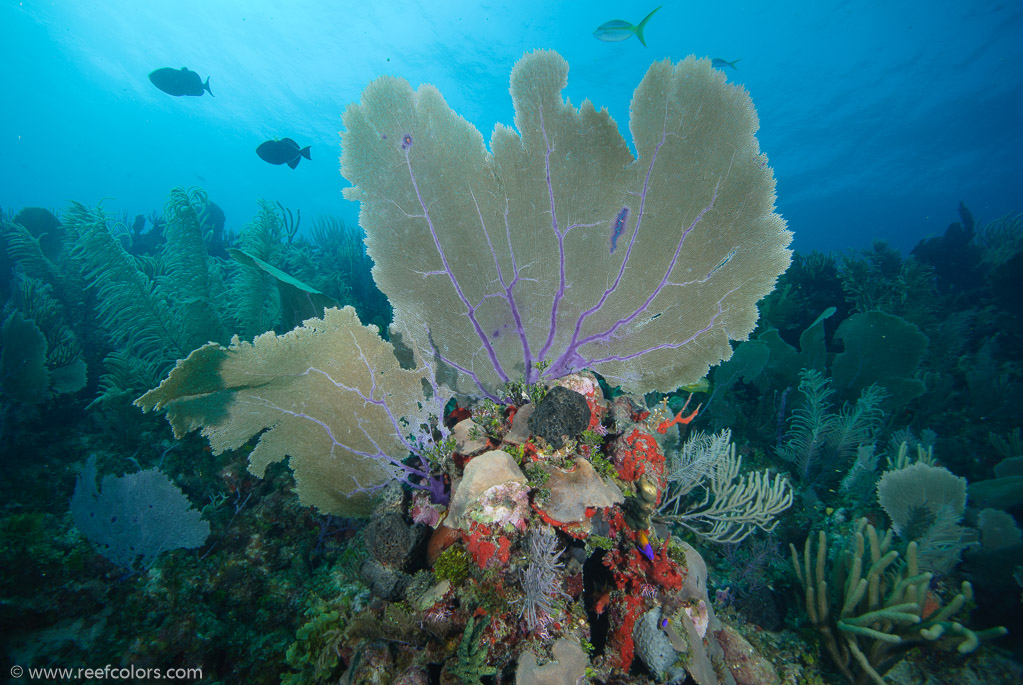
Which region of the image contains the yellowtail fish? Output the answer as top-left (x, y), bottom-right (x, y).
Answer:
top-left (638, 530), bottom-right (655, 561)
top-left (593, 6), bottom-right (661, 47)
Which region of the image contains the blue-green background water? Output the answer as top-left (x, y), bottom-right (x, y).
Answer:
top-left (4, 2), bottom-right (1023, 682)
top-left (4, 0), bottom-right (1020, 253)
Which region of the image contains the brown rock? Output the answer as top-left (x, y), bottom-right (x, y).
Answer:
top-left (538, 457), bottom-right (623, 525)
top-left (452, 418), bottom-right (490, 456)
top-left (504, 403), bottom-right (535, 445)
top-left (714, 624), bottom-right (780, 685)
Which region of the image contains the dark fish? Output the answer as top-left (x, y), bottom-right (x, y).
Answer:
top-left (257, 138), bottom-right (311, 169)
top-left (593, 6), bottom-right (661, 47)
top-left (148, 67), bottom-right (213, 97)
top-left (711, 58), bottom-right (741, 71)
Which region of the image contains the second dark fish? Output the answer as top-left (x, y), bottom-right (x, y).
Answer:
top-left (148, 67), bottom-right (213, 97)
top-left (257, 138), bottom-right (311, 169)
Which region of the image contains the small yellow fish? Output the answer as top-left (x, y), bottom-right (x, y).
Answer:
top-left (680, 377), bottom-right (710, 394)
top-left (593, 6), bottom-right (662, 47)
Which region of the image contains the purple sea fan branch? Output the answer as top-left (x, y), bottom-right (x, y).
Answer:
top-left (584, 285), bottom-right (740, 367)
top-left (553, 167), bottom-right (722, 377)
top-left (472, 189), bottom-right (536, 376)
top-left (238, 391), bottom-right (426, 490)
top-left (536, 105), bottom-right (570, 372)
top-left (294, 332), bottom-right (426, 467)
top-left (401, 142), bottom-right (512, 387)
top-left (546, 93), bottom-right (675, 380)
top-left (425, 326), bottom-right (503, 402)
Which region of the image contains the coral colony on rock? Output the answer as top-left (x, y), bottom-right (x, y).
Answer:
top-left (2, 47), bottom-right (1023, 685)
top-left (136, 50), bottom-right (794, 681)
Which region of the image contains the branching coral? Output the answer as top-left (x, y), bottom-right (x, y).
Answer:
top-left (790, 517), bottom-right (1007, 685)
top-left (230, 199), bottom-right (286, 336)
top-left (308, 215), bottom-right (389, 322)
top-left (160, 187), bottom-right (227, 346)
top-left (65, 201), bottom-right (190, 366)
top-left (839, 240), bottom-right (936, 325)
top-left (776, 369), bottom-right (886, 490)
top-left (659, 429), bottom-right (793, 543)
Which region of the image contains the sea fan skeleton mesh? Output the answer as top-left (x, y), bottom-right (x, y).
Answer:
top-left (341, 49), bottom-right (791, 398)
top-left (71, 456), bottom-right (210, 571)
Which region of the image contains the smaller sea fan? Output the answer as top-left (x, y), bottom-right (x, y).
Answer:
top-left (71, 455), bottom-right (209, 571)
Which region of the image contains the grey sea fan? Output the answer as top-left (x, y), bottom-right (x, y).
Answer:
top-left (877, 461), bottom-right (966, 536)
top-left (71, 456), bottom-right (210, 571)
top-left (877, 461), bottom-right (974, 573)
top-left (518, 526), bottom-right (568, 631)
top-left (341, 50), bottom-right (792, 398)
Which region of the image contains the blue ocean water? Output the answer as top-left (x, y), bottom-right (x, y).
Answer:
top-left (4, 0), bottom-right (1020, 254)
top-left (4, 2), bottom-right (1023, 683)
